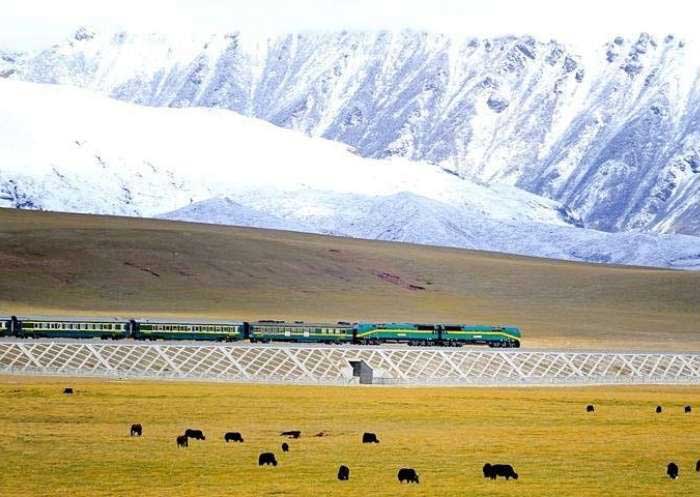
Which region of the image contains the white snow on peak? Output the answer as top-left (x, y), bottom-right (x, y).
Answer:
top-left (1, 78), bottom-right (699, 270)
top-left (0, 78), bottom-right (568, 225)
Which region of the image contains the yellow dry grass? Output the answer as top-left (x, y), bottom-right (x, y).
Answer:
top-left (1, 208), bottom-right (699, 350)
top-left (1, 376), bottom-right (700, 497)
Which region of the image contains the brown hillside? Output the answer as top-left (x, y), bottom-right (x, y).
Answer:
top-left (0, 208), bottom-right (698, 350)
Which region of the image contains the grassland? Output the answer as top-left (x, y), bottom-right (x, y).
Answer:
top-left (1, 208), bottom-right (699, 350)
top-left (1, 376), bottom-right (699, 497)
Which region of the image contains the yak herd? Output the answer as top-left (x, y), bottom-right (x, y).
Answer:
top-left (65, 388), bottom-right (699, 484)
top-left (164, 426), bottom-right (429, 483)
top-left (586, 403), bottom-right (699, 480)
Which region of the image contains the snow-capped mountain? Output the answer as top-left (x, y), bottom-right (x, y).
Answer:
top-left (1, 79), bottom-right (698, 269)
top-left (2, 29), bottom-right (698, 236)
top-left (161, 192), bottom-right (700, 269)
top-left (0, 78), bottom-right (571, 223)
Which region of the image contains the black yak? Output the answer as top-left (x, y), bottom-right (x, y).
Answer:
top-left (362, 432), bottom-right (379, 443)
top-left (337, 465), bottom-right (350, 481)
top-left (483, 463), bottom-right (519, 480)
top-left (258, 452), bottom-right (278, 466)
top-left (184, 429), bottom-right (206, 440)
top-left (224, 432), bottom-right (244, 443)
top-left (397, 468), bottom-right (419, 484)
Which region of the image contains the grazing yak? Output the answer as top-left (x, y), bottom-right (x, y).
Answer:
top-left (586, 405), bottom-right (595, 413)
top-left (483, 463), bottom-right (519, 480)
top-left (224, 432), bottom-right (244, 443)
top-left (281, 442), bottom-right (289, 453)
top-left (362, 432), bottom-right (380, 444)
top-left (185, 429), bottom-right (206, 440)
top-left (258, 452), bottom-right (278, 466)
top-left (281, 430), bottom-right (301, 439)
top-left (337, 465), bottom-right (350, 481)
top-left (397, 468), bottom-right (420, 484)
top-left (130, 424), bottom-right (143, 437)
top-left (314, 431), bottom-right (328, 437)
top-left (685, 406), bottom-right (692, 414)
top-left (667, 462), bottom-right (679, 479)
top-left (63, 387), bottom-right (74, 395)
top-left (656, 406), bottom-right (663, 414)
top-left (696, 460), bottom-right (700, 473)
top-left (176, 435), bottom-right (188, 448)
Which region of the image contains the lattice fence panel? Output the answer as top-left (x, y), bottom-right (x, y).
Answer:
top-left (2, 341), bottom-right (700, 386)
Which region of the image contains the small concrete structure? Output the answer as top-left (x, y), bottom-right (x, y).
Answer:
top-left (349, 360), bottom-right (374, 384)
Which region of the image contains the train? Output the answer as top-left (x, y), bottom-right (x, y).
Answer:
top-left (0, 316), bottom-right (521, 348)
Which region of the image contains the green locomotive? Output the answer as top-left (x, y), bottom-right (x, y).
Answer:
top-left (441, 324), bottom-right (521, 348)
top-left (355, 322), bottom-right (520, 347)
top-left (355, 322), bottom-right (438, 345)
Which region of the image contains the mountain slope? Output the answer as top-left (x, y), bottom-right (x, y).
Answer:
top-left (0, 78), bottom-right (567, 224)
top-left (2, 29), bottom-right (698, 235)
top-left (0, 79), bottom-right (698, 269)
top-left (160, 191), bottom-right (700, 269)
